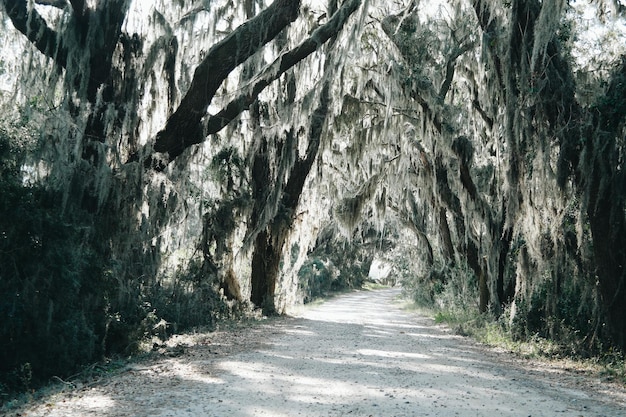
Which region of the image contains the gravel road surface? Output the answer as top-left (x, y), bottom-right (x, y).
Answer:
top-left (8, 288), bottom-right (626, 416)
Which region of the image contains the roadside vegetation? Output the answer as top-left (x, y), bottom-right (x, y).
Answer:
top-left (399, 264), bottom-right (626, 386)
top-left (2, 0), bottom-right (626, 408)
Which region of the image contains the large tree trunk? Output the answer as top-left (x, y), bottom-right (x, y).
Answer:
top-left (250, 230), bottom-right (280, 312)
top-left (584, 60), bottom-right (626, 349)
top-left (588, 191), bottom-right (626, 348)
top-left (249, 80), bottom-right (329, 313)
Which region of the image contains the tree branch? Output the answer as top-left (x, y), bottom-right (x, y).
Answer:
top-left (2, 0), bottom-right (67, 67)
top-left (147, 0), bottom-right (302, 169)
top-left (35, 0), bottom-right (67, 8)
top-left (471, 0), bottom-right (504, 89)
top-left (204, 0), bottom-right (362, 136)
top-left (69, 0), bottom-right (84, 15)
top-left (439, 41), bottom-right (475, 100)
top-left (472, 94), bottom-right (494, 129)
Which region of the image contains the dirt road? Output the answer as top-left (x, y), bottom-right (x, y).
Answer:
top-left (9, 288), bottom-right (626, 416)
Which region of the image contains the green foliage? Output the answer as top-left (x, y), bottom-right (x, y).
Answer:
top-left (298, 237), bottom-right (373, 303)
top-left (404, 245), bottom-right (606, 358)
top-left (505, 266), bottom-right (602, 357)
top-left (333, 243), bottom-right (370, 290)
top-left (0, 119), bottom-right (230, 400)
top-left (432, 262), bottom-right (479, 315)
top-left (405, 259), bottom-right (478, 314)
top-left (599, 350), bottom-right (626, 384)
top-left (144, 259), bottom-right (227, 335)
top-left (211, 146), bottom-right (247, 194)
top-left (0, 124), bottom-right (109, 398)
top-left (298, 258), bottom-right (333, 303)
top-left (0, 118), bottom-right (230, 401)
top-left (401, 260), bottom-right (446, 307)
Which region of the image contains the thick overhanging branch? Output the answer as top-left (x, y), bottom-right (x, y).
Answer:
top-left (147, 0), bottom-right (302, 169)
top-left (439, 41), bottom-right (476, 100)
top-left (145, 0), bottom-right (362, 171)
top-left (35, 0), bottom-right (66, 8)
top-left (204, 0), bottom-right (362, 136)
top-left (3, 0), bottom-right (68, 67)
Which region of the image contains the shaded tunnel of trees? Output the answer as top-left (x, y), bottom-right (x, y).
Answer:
top-left (0, 0), bottom-right (625, 396)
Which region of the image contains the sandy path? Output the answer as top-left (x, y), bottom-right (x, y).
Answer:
top-left (9, 288), bottom-right (626, 416)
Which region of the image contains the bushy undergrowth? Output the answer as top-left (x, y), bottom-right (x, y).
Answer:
top-left (101, 260), bottom-right (228, 355)
top-left (405, 256), bottom-right (624, 379)
top-left (401, 245), bottom-right (602, 348)
top-left (298, 239), bottom-right (372, 303)
top-left (0, 125), bottom-right (229, 402)
top-left (0, 125), bottom-right (109, 396)
top-left (298, 258), bottom-right (334, 302)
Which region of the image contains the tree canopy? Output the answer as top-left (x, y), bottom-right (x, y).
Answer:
top-left (1, 0), bottom-right (625, 396)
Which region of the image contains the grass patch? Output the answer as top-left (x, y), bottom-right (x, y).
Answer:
top-left (597, 351), bottom-right (626, 384)
top-left (424, 303), bottom-right (626, 386)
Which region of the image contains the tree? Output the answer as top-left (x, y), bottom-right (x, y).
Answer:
top-left (0, 0), bottom-right (363, 389)
top-left (3, 0), bottom-right (626, 396)
top-left (471, 0), bottom-right (626, 349)
top-left (317, 0), bottom-right (625, 352)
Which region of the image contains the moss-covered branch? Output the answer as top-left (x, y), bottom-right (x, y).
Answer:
top-left (147, 0), bottom-right (362, 170)
top-left (204, 0), bottom-right (362, 136)
top-left (147, 0), bottom-right (302, 169)
top-left (2, 0), bottom-right (68, 67)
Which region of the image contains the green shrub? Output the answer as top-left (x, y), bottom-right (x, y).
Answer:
top-left (144, 259), bottom-right (227, 335)
top-left (298, 258), bottom-right (333, 302)
top-left (0, 125), bottom-right (109, 397)
top-left (0, 122), bottom-right (231, 402)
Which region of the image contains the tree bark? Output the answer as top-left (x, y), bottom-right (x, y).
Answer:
top-left (587, 184), bottom-right (626, 348)
top-left (584, 62), bottom-right (626, 348)
top-left (438, 207), bottom-right (455, 262)
top-left (249, 78), bottom-right (330, 313)
top-left (250, 230), bottom-right (280, 312)
top-left (478, 267), bottom-right (489, 313)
